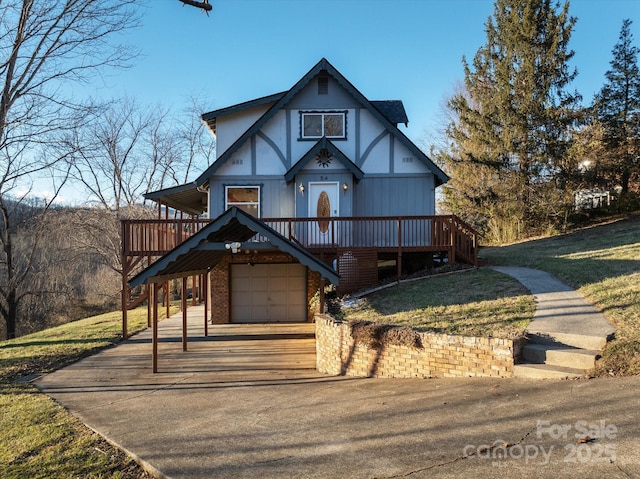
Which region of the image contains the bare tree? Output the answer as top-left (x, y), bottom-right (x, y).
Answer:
top-left (67, 93), bottom-right (214, 278)
top-left (0, 0), bottom-right (139, 339)
top-left (175, 94), bottom-right (216, 183)
top-left (69, 98), bottom-right (166, 215)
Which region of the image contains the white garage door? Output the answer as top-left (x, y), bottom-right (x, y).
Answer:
top-left (231, 263), bottom-right (307, 323)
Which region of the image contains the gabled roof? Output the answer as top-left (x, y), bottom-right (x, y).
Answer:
top-left (143, 182), bottom-right (207, 216)
top-left (128, 207), bottom-right (339, 287)
top-left (284, 137), bottom-right (364, 183)
top-left (195, 58), bottom-right (449, 187)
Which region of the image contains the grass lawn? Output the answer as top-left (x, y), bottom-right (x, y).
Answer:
top-left (0, 305), bottom-right (179, 479)
top-left (342, 268), bottom-right (536, 339)
top-left (481, 214), bottom-right (640, 376)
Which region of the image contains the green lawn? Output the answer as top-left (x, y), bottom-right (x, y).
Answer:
top-left (342, 268), bottom-right (535, 339)
top-left (0, 305), bottom-right (179, 479)
top-left (481, 214), bottom-right (640, 375)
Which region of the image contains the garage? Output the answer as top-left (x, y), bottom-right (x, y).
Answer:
top-left (231, 263), bottom-right (307, 323)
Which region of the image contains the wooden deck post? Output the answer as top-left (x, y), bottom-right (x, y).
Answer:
top-left (121, 284), bottom-right (128, 340)
top-left (182, 277), bottom-right (188, 352)
top-left (397, 217), bottom-right (403, 280)
top-left (121, 221), bottom-right (129, 340)
top-left (146, 283), bottom-right (151, 327)
top-left (152, 282), bottom-right (158, 373)
top-left (449, 220), bottom-right (456, 264)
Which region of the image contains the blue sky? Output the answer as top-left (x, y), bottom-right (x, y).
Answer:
top-left (104, 0), bottom-right (639, 149)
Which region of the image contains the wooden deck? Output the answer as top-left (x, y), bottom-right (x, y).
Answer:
top-left (122, 215), bottom-right (478, 266)
top-left (120, 215), bottom-right (478, 338)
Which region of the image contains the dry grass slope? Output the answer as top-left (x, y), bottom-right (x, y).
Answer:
top-left (481, 214), bottom-right (640, 376)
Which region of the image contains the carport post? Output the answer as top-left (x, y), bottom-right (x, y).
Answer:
top-left (146, 283), bottom-right (151, 327)
top-left (165, 281), bottom-right (170, 319)
top-left (203, 273), bottom-right (209, 336)
top-left (319, 279), bottom-right (326, 314)
top-left (182, 277), bottom-right (188, 352)
top-left (152, 282), bottom-right (159, 373)
top-left (201, 273), bottom-right (209, 337)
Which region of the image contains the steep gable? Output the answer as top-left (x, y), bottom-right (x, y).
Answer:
top-left (196, 58), bottom-right (449, 187)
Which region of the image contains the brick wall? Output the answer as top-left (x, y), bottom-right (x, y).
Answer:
top-left (209, 253), bottom-right (320, 324)
top-left (315, 314), bottom-right (521, 378)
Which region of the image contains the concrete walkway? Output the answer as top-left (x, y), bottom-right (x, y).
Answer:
top-left (490, 266), bottom-right (616, 346)
top-left (490, 266), bottom-right (616, 378)
top-left (35, 304), bottom-right (640, 478)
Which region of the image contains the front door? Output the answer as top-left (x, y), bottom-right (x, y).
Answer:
top-left (308, 182), bottom-right (339, 245)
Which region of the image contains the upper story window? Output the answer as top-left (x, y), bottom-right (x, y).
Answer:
top-left (300, 111), bottom-right (347, 140)
top-left (225, 186), bottom-right (260, 217)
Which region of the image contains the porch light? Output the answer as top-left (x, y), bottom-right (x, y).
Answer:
top-left (225, 242), bottom-right (241, 254)
top-left (342, 183), bottom-right (348, 191)
top-left (299, 183), bottom-right (305, 194)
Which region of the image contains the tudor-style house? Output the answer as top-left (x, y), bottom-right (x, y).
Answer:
top-left (123, 58), bottom-right (477, 331)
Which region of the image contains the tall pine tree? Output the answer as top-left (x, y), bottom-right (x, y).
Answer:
top-left (440, 0), bottom-right (580, 241)
top-left (593, 19), bottom-right (640, 196)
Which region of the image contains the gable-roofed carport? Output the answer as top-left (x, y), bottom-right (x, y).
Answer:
top-left (129, 207), bottom-right (339, 287)
top-left (128, 207), bottom-right (339, 372)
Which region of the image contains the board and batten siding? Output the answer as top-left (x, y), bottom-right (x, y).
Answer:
top-left (354, 175), bottom-right (436, 217)
top-left (208, 178), bottom-right (294, 219)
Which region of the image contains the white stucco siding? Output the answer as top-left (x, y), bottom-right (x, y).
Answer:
top-left (256, 135), bottom-right (287, 175)
top-left (359, 109), bottom-right (386, 153)
top-left (215, 104), bottom-right (273, 154)
top-left (261, 110), bottom-right (287, 151)
top-left (359, 135), bottom-right (391, 173)
top-left (393, 143), bottom-right (431, 174)
top-left (255, 111), bottom-right (288, 175)
top-left (215, 141), bottom-right (252, 176)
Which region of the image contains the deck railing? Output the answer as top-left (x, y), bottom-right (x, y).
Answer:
top-left (122, 218), bottom-right (211, 256)
top-left (122, 215), bottom-right (478, 266)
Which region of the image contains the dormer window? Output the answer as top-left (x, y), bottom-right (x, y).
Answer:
top-left (300, 111), bottom-right (347, 140)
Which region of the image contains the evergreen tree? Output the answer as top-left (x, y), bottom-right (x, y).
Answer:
top-left (440, 0), bottom-right (580, 240)
top-left (593, 19), bottom-right (640, 196)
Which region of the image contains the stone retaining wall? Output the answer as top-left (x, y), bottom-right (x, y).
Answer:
top-left (315, 315), bottom-right (522, 378)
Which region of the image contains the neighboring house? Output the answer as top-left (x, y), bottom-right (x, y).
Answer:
top-left (124, 58), bottom-right (477, 329)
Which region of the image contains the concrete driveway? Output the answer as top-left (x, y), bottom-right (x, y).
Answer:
top-left (36, 306), bottom-right (640, 478)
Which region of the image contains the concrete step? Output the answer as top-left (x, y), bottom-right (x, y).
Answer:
top-left (526, 330), bottom-right (609, 350)
top-left (522, 343), bottom-right (599, 370)
top-left (513, 363), bottom-right (586, 379)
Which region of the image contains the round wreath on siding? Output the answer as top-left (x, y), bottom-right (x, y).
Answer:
top-left (349, 321), bottom-right (423, 350)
